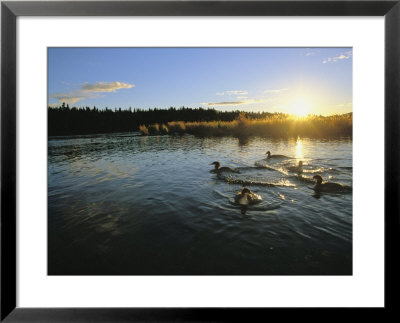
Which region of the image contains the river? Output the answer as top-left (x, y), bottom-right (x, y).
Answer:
top-left (48, 133), bottom-right (352, 275)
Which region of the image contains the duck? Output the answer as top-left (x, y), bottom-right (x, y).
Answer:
top-left (266, 151), bottom-right (290, 159)
top-left (313, 175), bottom-right (345, 192)
top-left (234, 187), bottom-right (262, 206)
top-left (286, 161), bottom-right (303, 173)
top-left (211, 161), bottom-right (237, 173)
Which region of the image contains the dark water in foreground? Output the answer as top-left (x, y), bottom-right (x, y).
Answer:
top-left (48, 133), bottom-right (352, 275)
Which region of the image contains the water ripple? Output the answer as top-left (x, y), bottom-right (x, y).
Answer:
top-left (48, 134), bottom-right (352, 275)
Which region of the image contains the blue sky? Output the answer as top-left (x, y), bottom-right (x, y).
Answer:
top-left (48, 47), bottom-right (352, 116)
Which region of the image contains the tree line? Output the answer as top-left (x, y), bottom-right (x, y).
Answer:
top-left (48, 103), bottom-right (285, 136)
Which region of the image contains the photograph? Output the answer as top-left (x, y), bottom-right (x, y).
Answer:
top-left (47, 47), bottom-right (353, 275)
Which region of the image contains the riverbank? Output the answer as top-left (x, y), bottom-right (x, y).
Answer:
top-left (139, 114), bottom-right (352, 138)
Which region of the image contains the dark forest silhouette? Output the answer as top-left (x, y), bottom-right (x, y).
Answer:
top-left (48, 104), bottom-right (284, 136)
top-left (48, 104), bottom-right (352, 138)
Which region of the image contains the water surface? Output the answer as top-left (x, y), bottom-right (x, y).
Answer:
top-left (48, 133), bottom-right (352, 275)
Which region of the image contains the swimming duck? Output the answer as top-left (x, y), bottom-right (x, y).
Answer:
top-left (234, 187), bottom-right (262, 206)
top-left (266, 151), bottom-right (290, 159)
top-left (313, 175), bottom-right (344, 192)
top-left (286, 161), bottom-right (303, 173)
top-left (211, 161), bottom-right (236, 173)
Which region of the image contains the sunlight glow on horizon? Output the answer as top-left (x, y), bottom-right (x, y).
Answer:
top-left (288, 98), bottom-right (312, 117)
top-left (48, 48), bottom-right (352, 116)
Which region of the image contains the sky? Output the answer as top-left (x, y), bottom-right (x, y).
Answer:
top-left (48, 47), bottom-right (352, 116)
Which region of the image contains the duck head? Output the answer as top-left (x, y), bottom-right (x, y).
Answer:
top-left (313, 175), bottom-right (323, 185)
top-left (211, 161), bottom-right (220, 170)
top-left (266, 151), bottom-right (271, 157)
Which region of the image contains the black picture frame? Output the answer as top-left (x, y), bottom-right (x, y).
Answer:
top-left (1, 0), bottom-right (399, 321)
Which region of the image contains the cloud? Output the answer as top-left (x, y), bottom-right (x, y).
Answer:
top-left (216, 90), bottom-right (248, 96)
top-left (202, 98), bottom-right (272, 107)
top-left (322, 50), bottom-right (352, 64)
top-left (49, 81), bottom-right (135, 105)
top-left (81, 81), bottom-right (134, 93)
top-left (225, 90), bottom-right (248, 96)
top-left (263, 88), bottom-right (289, 94)
top-left (49, 92), bottom-right (89, 105)
top-left (304, 49), bottom-right (320, 57)
top-left (202, 101), bottom-right (246, 106)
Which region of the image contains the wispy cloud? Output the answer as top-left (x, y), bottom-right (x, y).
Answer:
top-left (81, 81), bottom-right (134, 93)
top-left (216, 90), bottom-right (248, 96)
top-left (263, 88), bottom-right (289, 94)
top-left (202, 98), bottom-right (272, 107)
top-left (203, 101), bottom-right (246, 106)
top-left (322, 50), bottom-right (352, 64)
top-left (304, 49), bottom-right (320, 57)
top-left (226, 90), bottom-right (248, 96)
top-left (49, 91), bottom-right (89, 105)
top-left (205, 85), bottom-right (289, 108)
top-left (49, 81), bottom-right (135, 105)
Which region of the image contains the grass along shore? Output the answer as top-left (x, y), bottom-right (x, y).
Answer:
top-left (138, 113), bottom-right (352, 138)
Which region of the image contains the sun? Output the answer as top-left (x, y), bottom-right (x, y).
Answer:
top-left (289, 98), bottom-right (311, 117)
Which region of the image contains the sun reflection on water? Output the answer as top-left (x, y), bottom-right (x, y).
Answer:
top-left (296, 138), bottom-right (303, 159)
